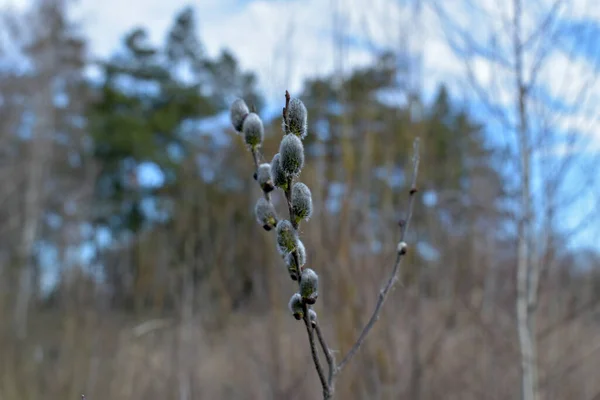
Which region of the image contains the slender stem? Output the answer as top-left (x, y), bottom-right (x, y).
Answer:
top-left (400, 138), bottom-right (421, 240)
top-left (303, 306), bottom-right (330, 398)
top-left (315, 321), bottom-right (336, 388)
top-left (282, 90), bottom-right (291, 133)
top-left (251, 147), bottom-right (260, 171)
top-left (285, 173), bottom-right (329, 397)
top-left (336, 137), bottom-right (420, 373)
top-left (336, 253), bottom-right (401, 372)
top-left (251, 148), bottom-right (272, 202)
top-left (284, 181), bottom-right (297, 230)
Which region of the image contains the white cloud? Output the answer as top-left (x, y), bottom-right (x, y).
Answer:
top-left (0, 0), bottom-right (30, 10)
top-left (2, 0), bottom-right (599, 144)
top-left (73, 0), bottom-right (194, 56)
top-left (71, 0), bottom-right (385, 97)
top-left (197, 0), bottom-right (406, 98)
top-left (565, 0), bottom-right (600, 20)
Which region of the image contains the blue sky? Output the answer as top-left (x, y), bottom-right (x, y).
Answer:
top-left (2, 0), bottom-right (600, 277)
top-left (2, 0), bottom-right (598, 128)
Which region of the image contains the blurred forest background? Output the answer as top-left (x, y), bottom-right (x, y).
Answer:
top-left (0, 0), bottom-right (599, 399)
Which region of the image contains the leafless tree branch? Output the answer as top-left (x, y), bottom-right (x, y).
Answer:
top-left (314, 321), bottom-right (335, 388)
top-left (336, 137), bottom-right (420, 373)
top-left (240, 92), bottom-right (420, 399)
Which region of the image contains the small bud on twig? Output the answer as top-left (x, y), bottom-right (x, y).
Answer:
top-left (285, 240), bottom-right (306, 279)
top-left (308, 308), bottom-right (318, 327)
top-left (292, 182), bottom-right (313, 222)
top-left (289, 293), bottom-right (304, 320)
top-left (257, 163), bottom-right (274, 193)
top-left (230, 98), bottom-right (249, 132)
top-left (397, 241), bottom-right (407, 255)
top-left (300, 268), bottom-right (319, 305)
top-left (271, 153), bottom-right (288, 189)
top-left (255, 198), bottom-right (277, 230)
top-left (229, 99), bottom-right (250, 133)
top-left (276, 220), bottom-right (298, 255)
top-left (242, 113), bottom-right (264, 148)
top-left (279, 134), bottom-right (304, 177)
top-left (283, 97), bottom-right (308, 139)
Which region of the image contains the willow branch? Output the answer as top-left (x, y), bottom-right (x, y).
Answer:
top-left (278, 92), bottom-right (330, 397)
top-left (315, 321), bottom-right (336, 387)
top-left (302, 305), bottom-right (330, 398)
top-left (336, 137), bottom-right (420, 373)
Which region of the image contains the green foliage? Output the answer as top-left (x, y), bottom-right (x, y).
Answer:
top-left (88, 8), bottom-right (263, 234)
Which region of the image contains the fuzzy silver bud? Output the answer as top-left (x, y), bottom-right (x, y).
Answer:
top-left (255, 198), bottom-right (277, 230)
top-left (308, 309), bottom-right (317, 326)
top-left (300, 268), bottom-right (318, 305)
top-left (242, 112), bottom-right (264, 148)
top-left (292, 182), bottom-right (313, 222)
top-left (288, 293), bottom-right (304, 320)
top-left (397, 241), bottom-right (407, 255)
top-left (271, 153), bottom-right (288, 189)
top-left (257, 163), bottom-right (274, 193)
top-left (276, 220), bottom-right (298, 255)
top-left (279, 134), bottom-right (304, 177)
top-left (284, 98), bottom-right (308, 139)
top-left (285, 240), bottom-right (306, 280)
top-left (230, 98), bottom-right (249, 132)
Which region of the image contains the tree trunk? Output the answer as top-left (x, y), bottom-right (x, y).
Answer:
top-left (513, 0), bottom-right (539, 398)
top-left (13, 75), bottom-right (51, 340)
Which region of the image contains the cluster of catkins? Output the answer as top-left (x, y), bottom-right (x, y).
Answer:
top-left (230, 96), bottom-right (319, 324)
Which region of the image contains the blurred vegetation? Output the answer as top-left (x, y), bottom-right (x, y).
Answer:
top-left (0, 2), bottom-right (598, 400)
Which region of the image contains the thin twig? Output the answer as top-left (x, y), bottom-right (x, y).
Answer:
top-left (315, 321), bottom-right (336, 388)
top-left (282, 90), bottom-right (291, 132)
top-left (251, 148), bottom-right (260, 172)
top-left (303, 306), bottom-right (330, 398)
top-left (251, 148), bottom-right (271, 202)
top-left (284, 180), bottom-right (297, 230)
top-left (336, 137), bottom-right (420, 373)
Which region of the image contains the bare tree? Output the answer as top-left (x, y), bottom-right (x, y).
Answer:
top-left (1, 0), bottom-right (92, 339)
top-left (8, 2), bottom-right (58, 339)
top-left (431, 0), bottom-right (600, 398)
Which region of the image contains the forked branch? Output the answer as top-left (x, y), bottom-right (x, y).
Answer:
top-left (231, 92), bottom-right (420, 399)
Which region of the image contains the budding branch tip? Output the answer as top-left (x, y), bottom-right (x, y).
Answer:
top-left (397, 241), bottom-right (408, 255)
